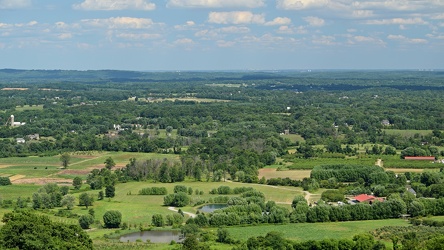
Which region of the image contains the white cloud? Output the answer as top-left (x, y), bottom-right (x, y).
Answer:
top-left (167, 0), bottom-right (265, 8)
top-left (352, 0), bottom-right (431, 12)
top-left (81, 17), bottom-right (156, 29)
top-left (73, 0), bottom-right (155, 11)
top-left (208, 11), bottom-right (265, 25)
top-left (216, 40), bottom-right (236, 47)
top-left (312, 35), bottom-right (336, 45)
top-left (174, 38), bottom-right (195, 45)
top-left (195, 26), bottom-right (250, 39)
top-left (116, 33), bottom-right (161, 40)
top-left (265, 17), bottom-right (291, 26)
top-left (0, 0), bottom-right (31, 9)
top-left (174, 21), bottom-right (196, 30)
top-left (387, 34), bottom-right (428, 44)
top-left (366, 17), bottom-right (428, 25)
top-left (277, 0), bottom-right (329, 10)
top-left (58, 33), bottom-right (72, 40)
top-left (303, 16), bottom-right (325, 27)
top-left (352, 10), bottom-right (374, 18)
top-left (347, 35), bottom-right (385, 46)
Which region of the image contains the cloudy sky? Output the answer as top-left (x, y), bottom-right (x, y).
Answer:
top-left (0, 0), bottom-right (443, 70)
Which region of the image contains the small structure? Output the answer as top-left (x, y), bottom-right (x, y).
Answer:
top-left (381, 119), bottom-right (390, 126)
top-left (351, 194), bottom-right (384, 204)
top-left (27, 134), bottom-right (40, 140)
top-left (16, 138), bottom-right (25, 144)
top-left (404, 156), bottom-right (435, 161)
top-left (9, 115), bottom-right (25, 127)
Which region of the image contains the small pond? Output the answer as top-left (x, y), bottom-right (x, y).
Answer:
top-left (198, 203), bottom-right (229, 213)
top-left (120, 230), bottom-right (182, 243)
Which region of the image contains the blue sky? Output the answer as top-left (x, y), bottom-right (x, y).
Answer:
top-left (0, 0), bottom-right (443, 70)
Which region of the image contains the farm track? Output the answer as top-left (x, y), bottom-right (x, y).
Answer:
top-left (168, 207), bottom-right (196, 218)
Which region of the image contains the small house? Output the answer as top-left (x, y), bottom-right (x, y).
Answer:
top-left (16, 138), bottom-right (25, 144)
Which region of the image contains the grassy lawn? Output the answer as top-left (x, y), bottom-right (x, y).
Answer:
top-left (280, 134), bottom-right (305, 143)
top-left (15, 104), bottom-right (44, 111)
top-left (382, 129), bottom-right (433, 137)
top-left (226, 219), bottom-right (411, 242)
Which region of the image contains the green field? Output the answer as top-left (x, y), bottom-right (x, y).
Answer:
top-left (226, 219), bottom-right (411, 242)
top-left (382, 129), bottom-right (433, 137)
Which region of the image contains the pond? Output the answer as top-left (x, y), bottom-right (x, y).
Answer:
top-left (120, 230), bottom-right (183, 243)
top-left (198, 203), bottom-right (229, 213)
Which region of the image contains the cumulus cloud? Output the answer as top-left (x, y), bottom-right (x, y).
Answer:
top-left (174, 21), bottom-right (196, 30)
top-left (312, 35), bottom-right (336, 45)
top-left (73, 0), bottom-right (155, 11)
top-left (352, 10), bottom-right (374, 18)
top-left (116, 33), bottom-right (161, 40)
top-left (208, 11), bottom-right (265, 25)
top-left (81, 17), bottom-right (156, 29)
top-left (195, 26), bottom-right (250, 39)
top-left (216, 40), bottom-right (236, 47)
top-left (352, 0), bottom-right (430, 12)
top-left (366, 17), bottom-right (428, 25)
top-left (167, 0), bottom-right (265, 8)
top-left (174, 38), bottom-right (195, 45)
top-left (277, 0), bottom-right (329, 10)
top-left (387, 34), bottom-right (428, 44)
top-left (303, 16), bottom-right (325, 27)
top-left (58, 33), bottom-right (73, 40)
top-left (0, 0), bottom-right (31, 9)
top-left (265, 17), bottom-right (291, 26)
top-left (347, 35), bottom-right (385, 46)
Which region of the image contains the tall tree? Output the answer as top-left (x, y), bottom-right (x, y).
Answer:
top-left (60, 153), bottom-right (71, 169)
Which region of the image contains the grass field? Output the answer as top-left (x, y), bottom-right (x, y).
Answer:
top-left (15, 104), bottom-right (44, 112)
top-left (226, 219), bottom-right (411, 242)
top-left (0, 152), bottom-right (181, 181)
top-left (280, 134), bottom-right (306, 143)
top-left (285, 156), bottom-right (379, 170)
top-left (382, 129), bottom-right (434, 137)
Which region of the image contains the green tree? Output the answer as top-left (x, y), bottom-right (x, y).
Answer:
top-left (61, 195), bottom-right (76, 210)
top-left (152, 214), bottom-right (165, 227)
top-left (105, 185), bottom-right (115, 198)
top-left (0, 210), bottom-right (92, 250)
top-left (103, 210), bottom-right (122, 228)
top-left (104, 157), bottom-right (116, 170)
top-left (60, 153), bottom-right (71, 169)
top-left (79, 193), bottom-right (94, 209)
top-left (73, 176), bottom-right (82, 190)
top-left (78, 214), bottom-right (94, 229)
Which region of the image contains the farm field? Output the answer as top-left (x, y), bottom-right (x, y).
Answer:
top-left (226, 219), bottom-right (411, 242)
top-left (0, 152), bottom-right (180, 183)
top-left (382, 129), bottom-right (434, 137)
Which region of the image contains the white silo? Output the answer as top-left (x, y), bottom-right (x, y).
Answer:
top-left (10, 115), bottom-right (14, 126)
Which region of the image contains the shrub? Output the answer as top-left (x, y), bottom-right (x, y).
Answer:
top-left (79, 214), bottom-right (94, 229)
top-left (103, 210), bottom-right (122, 228)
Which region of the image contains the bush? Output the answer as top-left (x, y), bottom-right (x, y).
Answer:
top-left (103, 210), bottom-right (122, 228)
top-left (152, 214), bottom-right (165, 227)
top-left (79, 214), bottom-right (94, 229)
top-left (0, 177), bottom-right (11, 186)
top-left (138, 187), bottom-right (168, 195)
top-left (164, 192), bottom-right (190, 207)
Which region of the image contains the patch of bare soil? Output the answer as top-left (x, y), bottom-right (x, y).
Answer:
top-left (12, 178), bottom-right (72, 185)
top-left (9, 175), bottom-right (25, 181)
top-left (0, 164), bottom-right (11, 169)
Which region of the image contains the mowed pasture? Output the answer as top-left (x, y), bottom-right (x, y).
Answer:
top-left (258, 167), bottom-right (311, 180)
top-left (382, 129), bottom-right (433, 137)
top-left (226, 219), bottom-right (411, 242)
top-left (0, 152), bottom-right (181, 182)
